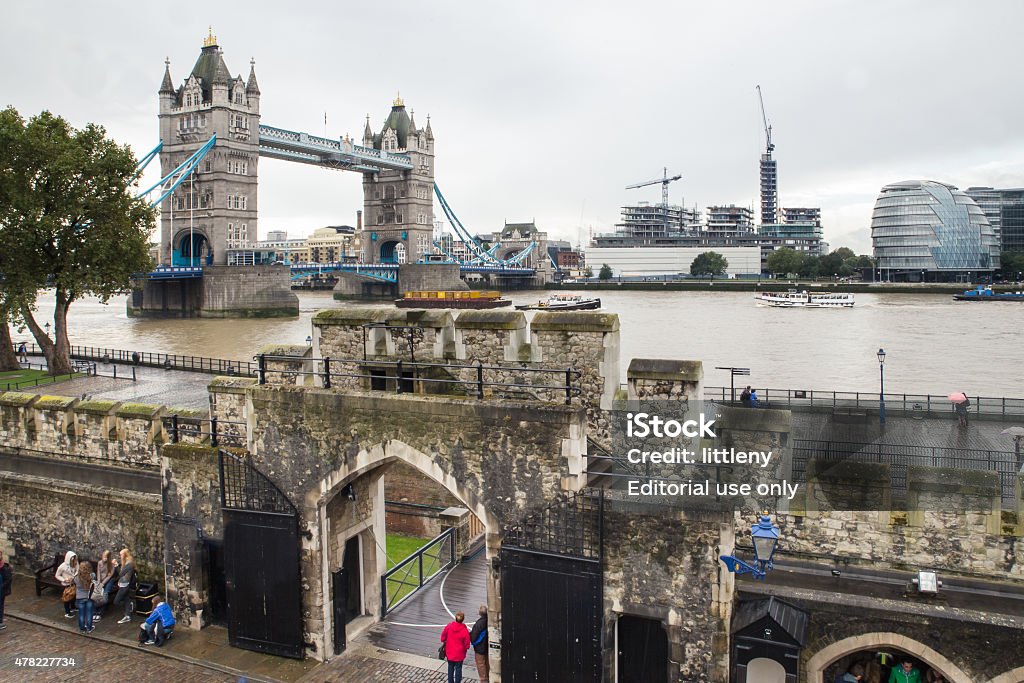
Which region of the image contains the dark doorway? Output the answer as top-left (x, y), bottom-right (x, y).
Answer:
top-left (219, 451), bottom-right (304, 659)
top-left (342, 535), bottom-right (362, 623)
top-left (203, 539), bottom-right (228, 626)
top-left (332, 567), bottom-right (348, 655)
top-left (617, 615), bottom-right (668, 683)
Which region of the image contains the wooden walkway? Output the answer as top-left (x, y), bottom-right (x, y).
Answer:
top-left (361, 550), bottom-right (488, 670)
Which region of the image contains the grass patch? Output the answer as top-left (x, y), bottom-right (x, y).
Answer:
top-left (0, 368), bottom-right (79, 391)
top-left (384, 533), bottom-right (447, 610)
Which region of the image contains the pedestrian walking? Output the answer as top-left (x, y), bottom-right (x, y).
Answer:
top-left (469, 604), bottom-right (489, 682)
top-left (739, 385), bottom-right (752, 406)
top-left (55, 551), bottom-right (78, 618)
top-left (954, 393), bottom-right (970, 428)
top-left (440, 611), bottom-right (472, 683)
top-left (0, 551), bottom-right (12, 630)
top-left (74, 561), bottom-right (96, 633)
top-left (17, 342), bottom-right (27, 364)
top-left (114, 548), bottom-right (136, 624)
top-left (889, 659), bottom-right (923, 683)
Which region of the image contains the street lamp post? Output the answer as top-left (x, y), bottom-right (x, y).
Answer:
top-left (877, 348), bottom-right (886, 425)
top-left (719, 514), bottom-right (781, 580)
top-left (43, 322), bottom-right (51, 339)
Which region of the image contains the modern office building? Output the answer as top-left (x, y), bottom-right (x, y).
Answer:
top-left (871, 180), bottom-right (1000, 280)
top-left (965, 187), bottom-right (1024, 253)
top-left (702, 205), bottom-right (755, 242)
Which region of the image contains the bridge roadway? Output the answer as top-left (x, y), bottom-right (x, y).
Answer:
top-left (361, 550), bottom-right (488, 678)
top-left (146, 261), bottom-right (537, 282)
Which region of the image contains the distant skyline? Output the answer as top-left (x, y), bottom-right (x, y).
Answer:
top-left (4, 1), bottom-right (1024, 254)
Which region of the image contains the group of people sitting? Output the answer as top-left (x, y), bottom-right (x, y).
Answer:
top-left (836, 658), bottom-right (946, 683)
top-left (54, 548), bottom-right (175, 646)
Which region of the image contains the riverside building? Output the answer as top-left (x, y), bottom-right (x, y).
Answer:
top-left (871, 180), bottom-right (1000, 281)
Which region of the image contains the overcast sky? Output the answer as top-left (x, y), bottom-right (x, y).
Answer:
top-left (4, 1), bottom-right (1024, 254)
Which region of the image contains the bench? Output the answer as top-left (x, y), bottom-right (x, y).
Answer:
top-left (35, 553), bottom-right (96, 597)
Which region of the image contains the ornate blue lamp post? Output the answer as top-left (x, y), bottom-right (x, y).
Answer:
top-left (719, 514), bottom-right (780, 580)
top-left (877, 348), bottom-right (886, 425)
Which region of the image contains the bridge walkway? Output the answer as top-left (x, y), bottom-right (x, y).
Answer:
top-left (359, 550), bottom-right (488, 677)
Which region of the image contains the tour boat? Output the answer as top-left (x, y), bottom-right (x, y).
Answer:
top-left (953, 286), bottom-right (1024, 302)
top-left (757, 290), bottom-right (855, 308)
top-left (395, 290), bottom-right (512, 309)
top-left (516, 294), bottom-right (602, 311)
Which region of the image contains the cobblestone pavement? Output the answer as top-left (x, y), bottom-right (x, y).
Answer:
top-left (0, 619), bottom-right (237, 682)
top-left (301, 654), bottom-right (479, 682)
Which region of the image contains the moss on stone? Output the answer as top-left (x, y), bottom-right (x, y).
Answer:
top-left (258, 344), bottom-right (311, 357)
top-left (162, 443), bottom-right (218, 462)
top-left (116, 402), bottom-right (163, 419)
top-left (386, 309), bottom-right (453, 328)
top-left (530, 311), bottom-right (619, 332)
top-left (627, 359), bottom-right (703, 382)
top-left (208, 376), bottom-right (258, 393)
top-left (34, 395), bottom-right (78, 410)
top-left (454, 310), bottom-right (526, 330)
top-left (74, 399), bottom-right (120, 415)
top-left (166, 407), bottom-right (208, 419)
top-left (0, 391), bottom-right (39, 407)
top-left (313, 307), bottom-right (388, 325)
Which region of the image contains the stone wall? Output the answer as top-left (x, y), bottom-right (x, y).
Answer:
top-left (129, 265), bottom-right (299, 319)
top-left (396, 263), bottom-right (468, 293)
top-left (246, 384), bottom-right (587, 658)
top-left (384, 461), bottom-right (460, 538)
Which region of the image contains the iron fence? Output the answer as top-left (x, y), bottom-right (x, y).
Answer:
top-left (792, 438), bottom-right (1020, 505)
top-left (256, 354), bottom-right (584, 405)
top-left (15, 341), bottom-right (257, 377)
top-left (163, 415), bottom-right (247, 448)
top-left (380, 527), bottom-right (456, 616)
top-left (706, 386), bottom-right (1024, 418)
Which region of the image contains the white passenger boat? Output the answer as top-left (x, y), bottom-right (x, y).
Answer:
top-left (757, 290), bottom-right (855, 308)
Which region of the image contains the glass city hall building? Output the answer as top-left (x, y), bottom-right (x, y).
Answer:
top-left (871, 180), bottom-right (1000, 281)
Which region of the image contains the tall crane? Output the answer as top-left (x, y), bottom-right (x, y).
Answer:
top-left (626, 167), bottom-right (682, 208)
top-left (756, 84), bottom-right (774, 154)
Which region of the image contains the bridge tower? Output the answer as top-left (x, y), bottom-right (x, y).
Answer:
top-left (158, 29), bottom-right (260, 266)
top-left (361, 96), bottom-right (435, 265)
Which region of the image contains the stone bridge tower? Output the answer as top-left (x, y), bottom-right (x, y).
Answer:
top-left (361, 96), bottom-right (435, 265)
top-left (158, 29), bottom-right (260, 266)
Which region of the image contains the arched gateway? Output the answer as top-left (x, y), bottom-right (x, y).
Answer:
top-left (239, 382), bottom-right (588, 663)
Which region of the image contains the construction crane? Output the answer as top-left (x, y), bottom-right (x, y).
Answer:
top-left (626, 167), bottom-right (682, 208)
top-left (756, 84), bottom-right (774, 154)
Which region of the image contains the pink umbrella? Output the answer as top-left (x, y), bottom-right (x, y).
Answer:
top-left (948, 392), bottom-right (968, 403)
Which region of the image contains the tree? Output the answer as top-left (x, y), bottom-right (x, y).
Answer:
top-left (598, 263), bottom-right (613, 280)
top-left (1000, 251), bottom-right (1024, 280)
top-left (690, 251), bottom-right (729, 278)
top-left (582, 265), bottom-right (593, 278)
top-left (0, 108), bottom-right (156, 374)
top-left (766, 248), bottom-right (803, 276)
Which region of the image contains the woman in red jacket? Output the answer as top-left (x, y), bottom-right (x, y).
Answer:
top-left (440, 611), bottom-right (472, 683)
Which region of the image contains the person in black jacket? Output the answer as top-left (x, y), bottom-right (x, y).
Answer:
top-left (0, 551), bottom-right (11, 630)
top-left (469, 604), bottom-right (488, 682)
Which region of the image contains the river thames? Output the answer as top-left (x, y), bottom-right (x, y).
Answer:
top-left (21, 289), bottom-right (1024, 397)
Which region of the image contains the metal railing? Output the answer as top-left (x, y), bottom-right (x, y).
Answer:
top-left (380, 527), bottom-right (456, 616)
top-left (792, 439), bottom-right (1020, 505)
top-left (706, 386), bottom-right (1024, 418)
top-left (163, 415), bottom-right (247, 448)
top-left (15, 341), bottom-right (257, 377)
top-left (256, 354), bottom-right (583, 405)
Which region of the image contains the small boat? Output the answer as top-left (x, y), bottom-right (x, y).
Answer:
top-left (516, 294), bottom-right (602, 311)
top-left (395, 290), bottom-right (512, 309)
top-left (757, 290), bottom-right (855, 308)
top-left (953, 286), bottom-right (1024, 301)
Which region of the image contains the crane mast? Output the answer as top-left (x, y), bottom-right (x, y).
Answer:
top-left (625, 168), bottom-right (683, 234)
top-left (756, 84), bottom-right (774, 154)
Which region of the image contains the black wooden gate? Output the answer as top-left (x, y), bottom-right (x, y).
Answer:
top-left (501, 489), bottom-right (603, 682)
top-left (219, 450), bottom-right (304, 659)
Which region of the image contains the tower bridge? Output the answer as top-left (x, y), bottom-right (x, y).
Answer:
top-left (152, 30), bottom-right (545, 286)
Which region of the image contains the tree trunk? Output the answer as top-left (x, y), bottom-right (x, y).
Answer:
top-left (50, 289), bottom-right (74, 376)
top-left (20, 306), bottom-right (55, 370)
top-left (0, 314), bottom-right (21, 372)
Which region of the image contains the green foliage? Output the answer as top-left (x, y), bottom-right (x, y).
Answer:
top-left (766, 247), bottom-right (802, 276)
top-left (0, 107), bottom-right (157, 372)
top-left (598, 263), bottom-right (613, 280)
top-left (1000, 250), bottom-right (1024, 277)
top-left (690, 251), bottom-right (729, 277)
top-left (582, 265), bottom-right (593, 278)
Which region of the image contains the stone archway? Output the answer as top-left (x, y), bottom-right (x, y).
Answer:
top-left (314, 439), bottom-right (500, 661)
top-left (988, 666), bottom-right (1024, 683)
top-left (805, 633), bottom-right (971, 683)
top-left (175, 230), bottom-right (211, 266)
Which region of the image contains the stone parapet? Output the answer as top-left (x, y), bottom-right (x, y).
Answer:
top-left (627, 358), bottom-right (703, 402)
top-left (384, 309), bottom-right (454, 361)
top-left (258, 343), bottom-right (314, 386)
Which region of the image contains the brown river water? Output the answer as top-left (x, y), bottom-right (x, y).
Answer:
top-left (18, 289), bottom-right (1024, 397)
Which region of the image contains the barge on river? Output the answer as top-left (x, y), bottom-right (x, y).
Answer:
top-left (395, 290), bottom-right (512, 309)
top-left (953, 286), bottom-right (1024, 301)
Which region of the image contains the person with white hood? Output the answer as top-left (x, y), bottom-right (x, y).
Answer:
top-left (54, 551), bottom-right (78, 618)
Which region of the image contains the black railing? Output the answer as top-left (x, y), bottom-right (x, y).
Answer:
top-left (15, 341), bottom-right (257, 378)
top-left (380, 527), bottom-right (456, 616)
top-left (255, 354), bottom-right (584, 405)
top-left (706, 386), bottom-right (1024, 418)
top-left (792, 439), bottom-right (1019, 505)
top-left (162, 415), bottom-right (247, 448)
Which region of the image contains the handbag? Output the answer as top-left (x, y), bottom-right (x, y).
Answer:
top-left (61, 584), bottom-right (76, 602)
top-left (438, 643), bottom-right (446, 661)
top-left (91, 582), bottom-right (108, 607)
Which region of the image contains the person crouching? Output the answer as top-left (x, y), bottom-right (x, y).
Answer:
top-left (139, 595), bottom-right (175, 646)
